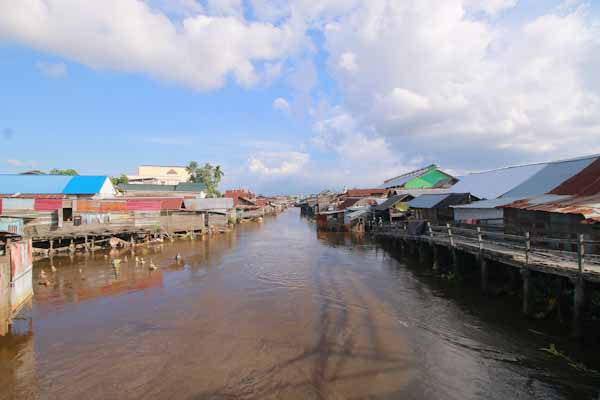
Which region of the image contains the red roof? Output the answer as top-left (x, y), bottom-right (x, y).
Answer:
top-left (338, 198), bottom-right (360, 210)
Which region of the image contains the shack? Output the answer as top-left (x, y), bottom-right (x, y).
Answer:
top-left (184, 198), bottom-right (235, 226)
top-left (501, 156), bottom-right (600, 250)
top-left (372, 194), bottom-right (413, 222)
top-left (452, 154), bottom-right (600, 225)
top-left (409, 193), bottom-right (474, 225)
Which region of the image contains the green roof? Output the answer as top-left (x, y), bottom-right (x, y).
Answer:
top-left (176, 183), bottom-right (207, 192)
top-left (404, 169), bottom-right (453, 189)
top-left (119, 184), bottom-right (177, 192)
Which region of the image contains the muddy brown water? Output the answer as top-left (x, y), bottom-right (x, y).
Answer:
top-left (1, 208), bottom-right (600, 399)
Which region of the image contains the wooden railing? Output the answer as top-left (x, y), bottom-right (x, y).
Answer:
top-left (370, 221), bottom-right (600, 276)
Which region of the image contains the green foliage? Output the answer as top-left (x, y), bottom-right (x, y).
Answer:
top-left (111, 174), bottom-right (129, 186)
top-left (186, 161), bottom-right (224, 197)
top-left (50, 168), bottom-right (79, 176)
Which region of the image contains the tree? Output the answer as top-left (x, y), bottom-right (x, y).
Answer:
top-left (111, 174), bottom-right (129, 186)
top-left (50, 168), bottom-right (78, 176)
top-left (186, 161), bottom-right (224, 197)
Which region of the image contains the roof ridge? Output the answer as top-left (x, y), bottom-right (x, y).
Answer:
top-left (464, 153), bottom-right (600, 176)
top-left (382, 164), bottom-right (437, 184)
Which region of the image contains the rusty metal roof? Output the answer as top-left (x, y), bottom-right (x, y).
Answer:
top-left (550, 157), bottom-right (600, 196)
top-left (502, 194), bottom-right (600, 223)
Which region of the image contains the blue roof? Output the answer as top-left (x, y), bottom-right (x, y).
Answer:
top-left (502, 156), bottom-right (598, 198)
top-left (0, 175), bottom-right (72, 194)
top-left (0, 175), bottom-right (109, 195)
top-left (63, 176), bottom-right (109, 194)
top-left (408, 193), bottom-right (451, 208)
top-left (450, 163), bottom-right (547, 200)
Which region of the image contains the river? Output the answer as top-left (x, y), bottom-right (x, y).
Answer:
top-left (1, 208), bottom-right (599, 399)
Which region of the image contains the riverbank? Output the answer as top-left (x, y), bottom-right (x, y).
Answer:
top-left (2, 209), bottom-right (599, 399)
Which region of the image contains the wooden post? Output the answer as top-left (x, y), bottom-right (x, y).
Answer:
top-left (84, 235), bottom-right (89, 252)
top-left (49, 239), bottom-right (54, 255)
top-left (573, 234), bottom-right (586, 339)
top-left (521, 231), bottom-right (532, 314)
top-left (525, 232), bottom-right (530, 267)
top-left (432, 245), bottom-right (439, 270)
top-left (521, 269), bottom-right (532, 316)
top-left (418, 243), bottom-right (425, 264)
top-left (478, 227), bottom-right (488, 293)
top-left (91, 238), bottom-right (95, 252)
top-left (447, 223), bottom-right (454, 247)
top-left (480, 257), bottom-right (488, 294)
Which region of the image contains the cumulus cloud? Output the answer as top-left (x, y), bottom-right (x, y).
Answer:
top-left (0, 0), bottom-right (298, 90)
top-left (316, 0), bottom-right (600, 170)
top-left (272, 97), bottom-right (290, 112)
top-left (248, 151), bottom-right (309, 176)
top-left (36, 61), bottom-right (67, 78)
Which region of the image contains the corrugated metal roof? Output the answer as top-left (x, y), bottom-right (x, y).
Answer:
top-left (550, 157), bottom-right (600, 196)
top-left (502, 194), bottom-right (600, 223)
top-left (0, 174), bottom-right (72, 194)
top-left (450, 163), bottom-right (547, 199)
top-left (184, 198), bottom-right (234, 210)
top-left (452, 197), bottom-right (523, 209)
top-left (389, 188), bottom-right (451, 197)
top-left (119, 184), bottom-right (177, 192)
top-left (408, 194), bottom-right (451, 209)
top-left (379, 165), bottom-right (436, 189)
top-left (175, 183), bottom-right (207, 192)
top-left (62, 176), bottom-right (109, 194)
top-left (502, 156), bottom-right (597, 198)
top-left (374, 194), bottom-right (411, 211)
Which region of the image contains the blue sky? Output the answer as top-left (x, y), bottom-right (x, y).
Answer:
top-left (1, 0), bottom-right (600, 195)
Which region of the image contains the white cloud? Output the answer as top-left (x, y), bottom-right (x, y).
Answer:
top-left (36, 61), bottom-right (67, 78)
top-left (248, 151), bottom-right (309, 176)
top-left (272, 97), bottom-right (290, 112)
top-left (337, 51), bottom-right (358, 72)
top-left (0, 0), bottom-right (299, 90)
top-left (313, 0), bottom-right (600, 169)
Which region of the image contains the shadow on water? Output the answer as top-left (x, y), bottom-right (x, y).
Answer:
top-left (2, 209), bottom-right (600, 399)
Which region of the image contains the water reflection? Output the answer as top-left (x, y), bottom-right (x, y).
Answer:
top-left (0, 210), bottom-right (599, 399)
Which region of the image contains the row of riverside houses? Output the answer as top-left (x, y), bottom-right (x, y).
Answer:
top-left (0, 172), bottom-right (292, 334)
top-left (304, 154), bottom-right (600, 246)
top-left (0, 173), bottom-right (291, 250)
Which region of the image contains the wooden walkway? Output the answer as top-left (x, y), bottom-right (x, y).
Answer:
top-left (372, 223), bottom-right (600, 284)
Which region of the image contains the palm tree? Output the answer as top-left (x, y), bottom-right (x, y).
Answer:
top-left (213, 165), bottom-right (224, 183)
top-left (186, 161), bottom-right (198, 183)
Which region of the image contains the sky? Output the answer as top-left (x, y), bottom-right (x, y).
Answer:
top-left (1, 0), bottom-right (600, 195)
